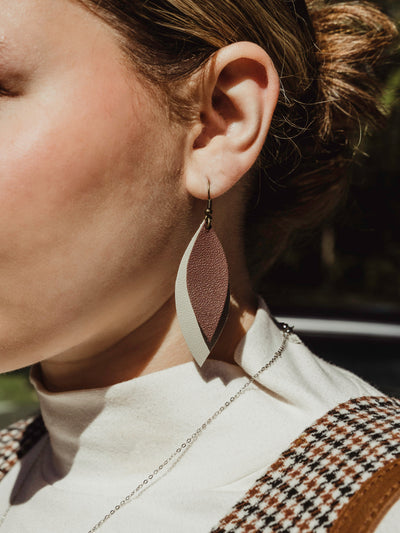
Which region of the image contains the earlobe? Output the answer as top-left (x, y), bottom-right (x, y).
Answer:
top-left (185, 41), bottom-right (280, 200)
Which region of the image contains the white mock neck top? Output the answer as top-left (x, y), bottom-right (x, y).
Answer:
top-left (0, 295), bottom-right (397, 532)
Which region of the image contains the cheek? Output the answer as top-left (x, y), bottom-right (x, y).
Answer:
top-left (0, 73), bottom-right (176, 331)
top-left (0, 78), bottom-right (154, 261)
top-left (1, 93), bottom-right (119, 222)
top-left (0, 73), bottom-right (185, 370)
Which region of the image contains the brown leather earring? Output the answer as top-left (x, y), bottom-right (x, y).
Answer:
top-left (175, 180), bottom-right (230, 366)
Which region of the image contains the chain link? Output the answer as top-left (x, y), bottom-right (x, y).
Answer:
top-left (0, 324), bottom-right (293, 532)
top-left (87, 323), bottom-right (293, 532)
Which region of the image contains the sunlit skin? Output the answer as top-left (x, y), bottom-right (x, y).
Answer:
top-left (0, 0), bottom-right (279, 391)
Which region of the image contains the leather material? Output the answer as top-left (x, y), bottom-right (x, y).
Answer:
top-left (187, 224), bottom-right (229, 346)
top-left (330, 456), bottom-right (400, 533)
top-left (175, 220), bottom-right (230, 366)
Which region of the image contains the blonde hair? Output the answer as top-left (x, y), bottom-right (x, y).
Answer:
top-left (77, 0), bottom-right (398, 281)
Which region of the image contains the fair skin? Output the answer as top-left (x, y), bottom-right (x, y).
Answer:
top-left (0, 0), bottom-right (280, 391)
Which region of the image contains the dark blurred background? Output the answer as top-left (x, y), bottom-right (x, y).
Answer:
top-left (1, 0), bottom-right (399, 427)
top-left (262, 0), bottom-right (400, 398)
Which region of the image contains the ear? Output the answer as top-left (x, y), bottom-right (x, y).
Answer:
top-left (184, 41), bottom-right (280, 200)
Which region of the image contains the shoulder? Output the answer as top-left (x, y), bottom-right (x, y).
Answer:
top-left (0, 414), bottom-right (46, 483)
top-left (241, 296), bottom-right (384, 413)
top-left (249, 321), bottom-right (386, 421)
top-left (212, 395), bottom-right (400, 533)
top-left (273, 327), bottom-right (385, 412)
top-left (236, 297), bottom-right (389, 459)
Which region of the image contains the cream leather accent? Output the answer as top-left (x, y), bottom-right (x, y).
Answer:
top-left (175, 221), bottom-right (210, 366)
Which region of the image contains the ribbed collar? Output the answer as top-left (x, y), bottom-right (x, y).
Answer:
top-left (30, 296), bottom-right (299, 491)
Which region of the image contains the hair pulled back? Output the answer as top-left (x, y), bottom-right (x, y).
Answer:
top-left (77, 0), bottom-right (398, 281)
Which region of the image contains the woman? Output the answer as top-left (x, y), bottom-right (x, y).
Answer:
top-left (0, 0), bottom-right (398, 531)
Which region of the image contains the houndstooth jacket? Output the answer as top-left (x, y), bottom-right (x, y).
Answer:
top-left (0, 395), bottom-right (399, 532)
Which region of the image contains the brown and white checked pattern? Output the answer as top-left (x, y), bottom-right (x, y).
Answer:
top-left (211, 395), bottom-right (400, 533)
top-left (0, 415), bottom-right (46, 483)
top-left (0, 397), bottom-right (399, 532)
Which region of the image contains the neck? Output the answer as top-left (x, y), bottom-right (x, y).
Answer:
top-left (40, 286), bottom-right (258, 392)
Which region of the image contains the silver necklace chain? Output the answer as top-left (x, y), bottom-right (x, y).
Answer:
top-left (0, 323), bottom-right (294, 532)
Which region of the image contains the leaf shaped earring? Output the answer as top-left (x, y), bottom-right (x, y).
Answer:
top-left (175, 181), bottom-right (230, 366)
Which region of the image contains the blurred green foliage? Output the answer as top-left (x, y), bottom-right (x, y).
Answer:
top-left (0, 371), bottom-right (37, 404)
top-left (0, 370), bottom-right (39, 427)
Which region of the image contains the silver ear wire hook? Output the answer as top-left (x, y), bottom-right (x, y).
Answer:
top-left (204, 180), bottom-right (212, 230)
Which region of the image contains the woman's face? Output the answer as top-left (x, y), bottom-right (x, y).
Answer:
top-left (0, 0), bottom-right (190, 372)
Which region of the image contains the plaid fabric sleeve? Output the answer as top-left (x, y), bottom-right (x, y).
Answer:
top-left (1, 397), bottom-right (399, 532)
top-left (0, 415), bottom-right (47, 483)
top-left (211, 396), bottom-right (400, 533)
